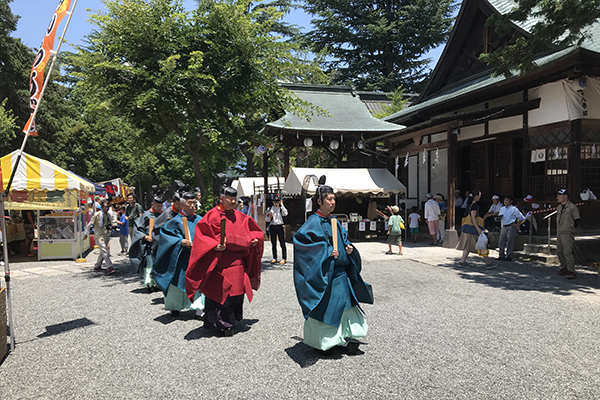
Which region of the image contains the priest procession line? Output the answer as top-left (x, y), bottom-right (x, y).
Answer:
top-left (89, 178), bottom-right (373, 353)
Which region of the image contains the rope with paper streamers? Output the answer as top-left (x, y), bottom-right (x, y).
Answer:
top-left (529, 202), bottom-right (584, 215)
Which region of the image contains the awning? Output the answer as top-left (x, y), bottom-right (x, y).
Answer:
top-left (0, 151), bottom-right (94, 210)
top-left (231, 177), bottom-right (285, 197)
top-left (283, 168), bottom-right (406, 197)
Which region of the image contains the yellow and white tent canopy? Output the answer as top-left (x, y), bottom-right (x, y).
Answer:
top-left (1, 151), bottom-right (94, 210)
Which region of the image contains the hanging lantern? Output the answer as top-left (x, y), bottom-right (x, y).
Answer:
top-left (303, 137), bottom-right (313, 147)
top-left (275, 150), bottom-right (284, 159)
top-left (329, 140), bottom-right (340, 150)
top-left (297, 150), bottom-right (306, 160)
top-left (255, 145), bottom-right (266, 155)
top-left (320, 151), bottom-right (328, 159)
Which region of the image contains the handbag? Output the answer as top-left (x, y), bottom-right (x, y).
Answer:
top-left (461, 206), bottom-right (484, 235)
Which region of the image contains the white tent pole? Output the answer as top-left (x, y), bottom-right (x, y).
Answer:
top-left (1, 192), bottom-right (15, 351)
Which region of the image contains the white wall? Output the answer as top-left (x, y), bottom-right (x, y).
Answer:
top-left (528, 81), bottom-right (569, 127)
top-left (458, 124), bottom-right (485, 141)
top-left (430, 148), bottom-right (448, 195)
top-left (489, 115), bottom-right (523, 134)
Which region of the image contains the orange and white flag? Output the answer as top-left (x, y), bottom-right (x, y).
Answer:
top-left (23, 0), bottom-right (72, 136)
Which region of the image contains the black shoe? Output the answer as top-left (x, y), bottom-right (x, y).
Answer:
top-left (345, 340), bottom-right (360, 354)
top-left (502, 257), bottom-right (512, 261)
top-left (170, 310), bottom-right (179, 317)
top-left (497, 257), bottom-right (505, 261)
top-left (222, 328), bottom-right (234, 337)
top-left (557, 267), bottom-right (568, 276)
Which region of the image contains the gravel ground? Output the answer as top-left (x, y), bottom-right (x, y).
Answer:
top-left (1, 240), bottom-right (600, 399)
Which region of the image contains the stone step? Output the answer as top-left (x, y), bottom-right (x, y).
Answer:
top-left (513, 251), bottom-right (559, 265)
top-left (523, 243), bottom-right (557, 255)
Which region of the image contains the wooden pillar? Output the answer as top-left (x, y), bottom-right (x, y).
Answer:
top-left (263, 152), bottom-right (269, 195)
top-left (444, 126), bottom-right (459, 248)
top-left (284, 148), bottom-right (290, 179)
top-left (569, 119), bottom-right (582, 195)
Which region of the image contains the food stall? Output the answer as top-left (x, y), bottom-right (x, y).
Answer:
top-left (0, 151), bottom-right (95, 260)
top-left (283, 167), bottom-right (407, 240)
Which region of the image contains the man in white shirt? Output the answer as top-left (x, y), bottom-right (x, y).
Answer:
top-left (424, 193), bottom-right (441, 245)
top-left (497, 195), bottom-right (525, 261)
top-left (484, 195), bottom-right (502, 231)
top-left (266, 196), bottom-right (289, 264)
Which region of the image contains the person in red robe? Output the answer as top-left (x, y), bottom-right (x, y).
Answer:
top-left (185, 186), bottom-right (264, 336)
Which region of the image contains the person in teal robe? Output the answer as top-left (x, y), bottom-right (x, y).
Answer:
top-left (129, 195), bottom-right (163, 291)
top-left (154, 193), bottom-right (205, 317)
top-left (293, 182), bottom-right (373, 354)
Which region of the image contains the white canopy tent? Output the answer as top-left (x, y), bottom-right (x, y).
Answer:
top-left (283, 168), bottom-right (406, 197)
top-left (230, 177), bottom-right (285, 197)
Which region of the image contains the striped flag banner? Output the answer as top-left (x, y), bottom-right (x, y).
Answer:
top-left (23, 0), bottom-right (73, 136)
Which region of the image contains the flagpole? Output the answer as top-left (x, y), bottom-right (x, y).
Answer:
top-left (3, 0), bottom-right (79, 197)
top-left (0, 192), bottom-right (15, 351)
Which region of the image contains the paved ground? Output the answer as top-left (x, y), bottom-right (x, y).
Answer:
top-left (1, 239), bottom-right (600, 399)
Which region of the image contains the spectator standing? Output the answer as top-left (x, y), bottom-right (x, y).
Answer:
top-left (21, 210), bottom-right (36, 257)
top-left (408, 207), bottom-right (421, 242)
top-left (195, 192), bottom-right (202, 213)
top-left (125, 194), bottom-right (143, 245)
top-left (386, 206), bottom-right (404, 255)
top-left (496, 195), bottom-right (525, 261)
top-left (556, 189), bottom-right (581, 279)
top-left (435, 194), bottom-right (447, 243)
top-left (454, 190), bottom-right (464, 231)
top-left (266, 195), bottom-right (288, 265)
top-left (424, 193), bottom-right (441, 246)
top-left (116, 204), bottom-right (129, 255)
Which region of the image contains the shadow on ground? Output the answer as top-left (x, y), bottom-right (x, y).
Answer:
top-left (37, 317), bottom-right (97, 338)
top-left (183, 318), bottom-right (259, 340)
top-left (436, 257), bottom-right (599, 296)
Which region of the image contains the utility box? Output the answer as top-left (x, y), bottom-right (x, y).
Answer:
top-left (0, 287), bottom-right (6, 361)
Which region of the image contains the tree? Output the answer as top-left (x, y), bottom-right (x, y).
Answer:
top-left (481, 0), bottom-right (600, 76)
top-left (0, 0), bottom-right (34, 155)
top-left (69, 0), bottom-right (324, 196)
top-left (372, 87), bottom-right (410, 119)
top-left (303, 0), bottom-right (456, 92)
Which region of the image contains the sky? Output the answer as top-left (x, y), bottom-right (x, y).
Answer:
top-left (11, 0), bottom-right (445, 75)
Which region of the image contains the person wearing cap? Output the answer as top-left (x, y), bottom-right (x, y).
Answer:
top-left (125, 193), bottom-right (143, 246)
top-left (386, 205), bottom-right (404, 255)
top-left (293, 182), bottom-right (373, 354)
top-left (424, 193), bottom-right (441, 245)
top-left (556, 189), bottom-right (581, 279)
top-left (154, 192), bottom-right (205, 318)
top-left (83, 199), bottom-right (115, 274)
top-left (129, 194), bottom-right (164, 291)
top-left (484, 195), bottom-right (503, 231)
top-left (266, 195), bottom-right (288, 264)
top-left (496, 195), bottom-right (525, 261)
top-left (186, 186), bottom-right (264, 336)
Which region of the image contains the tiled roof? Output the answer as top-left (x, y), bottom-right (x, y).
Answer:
top-left (266, 84), bottom-right (404, 132)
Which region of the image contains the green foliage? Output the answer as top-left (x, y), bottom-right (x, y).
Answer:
top-left (481, 0), bottom-right (600, 76)
top-left (303, 0), bottom-right (456, 92)
top-left (0, 98), bottom-right (17, 143)
top-left (372, 87), bottom-right (410, 119)
top-left (69, 0), bottom-right (325, 198)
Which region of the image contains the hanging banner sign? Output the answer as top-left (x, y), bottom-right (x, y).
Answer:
top-left (23, 0), bottom-right (73, 136)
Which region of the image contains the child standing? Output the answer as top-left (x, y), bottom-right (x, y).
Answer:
top-left (116, 204), bottom-right (129, 255)
top-left (408, 207), bottom-right (421, 243)
top-left (386, 206), bottom-right (404, 255)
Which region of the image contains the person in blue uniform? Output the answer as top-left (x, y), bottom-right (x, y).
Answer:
top-left (293, 180), bottom-right (373, 354)
top-left (154, 192), bottom-right (205, 317)
top-left (129, 194), bottom-right (163, 291)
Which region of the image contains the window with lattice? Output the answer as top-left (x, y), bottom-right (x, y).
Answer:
top-left (581, 144), bottom-right (600, 191)
top-left (545, 146), bottom-right (568, 176)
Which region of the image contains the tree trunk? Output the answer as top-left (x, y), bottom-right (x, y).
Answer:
top-left (190, 151), bottom-right (207, 196)
top-left (243, 149), bottom-right (256, 177)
